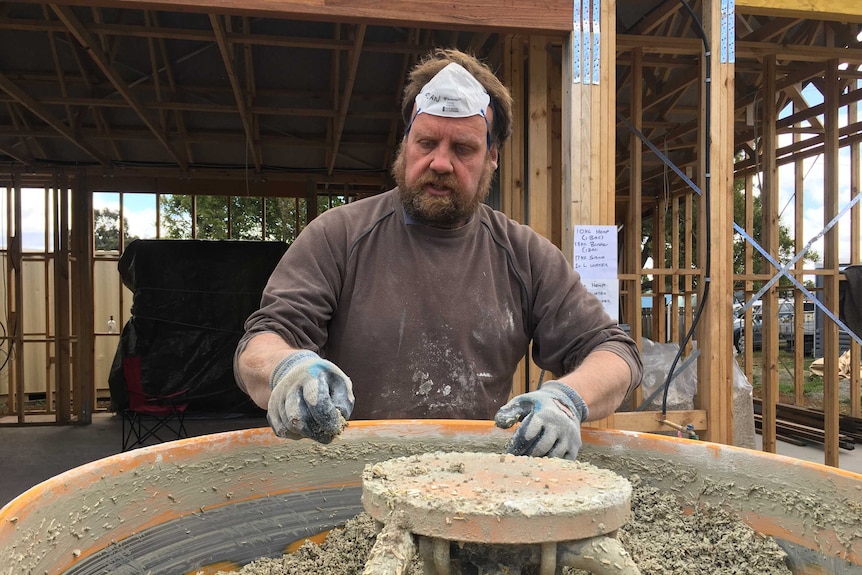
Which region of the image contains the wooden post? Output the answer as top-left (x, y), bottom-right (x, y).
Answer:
top-left (684, 192), bottom-right (694, 354)
top-left (562, 0), bottom-right (616, 235)
top-left (501, 35), bottom-right (526, 226)
top-left (54, 173), bottom-right (72, 423)
top-left (625, 46), bottom-right (644, 405)
top-left (655, 196), bottom-right (667, 343)
top-left (823, 59), bottom-right (841, 467)
top-left (528, 36), bottom-right (552, 240)
top-left (742, 174), bottom-right (754, 384)
top-left (761, 54), bottom-right (779, 454)
top-left (561, 0), bottom-right (620, 424)
top-left (793, 103), bottom-right (806, 406)
top-left (10, 176), bottom-right (24, 423)
top-left (850, 79), bottom-right (861, 419)
top-left (501, 35), bottom-right (528, 397)
top-left (671, 196), bottom-right (680, 344)
top-left (697, 0), bottom-right (735, 445)
top-left (72, 174), bottom-right (94, 424)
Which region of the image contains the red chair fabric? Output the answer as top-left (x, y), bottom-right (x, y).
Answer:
top-left (121, 355), bottom-right (189, 451)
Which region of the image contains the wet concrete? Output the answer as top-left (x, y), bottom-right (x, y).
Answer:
top-left (0, 412), bottom-right (265, 507)
top-left (362, 452), bottom-right (631, 543)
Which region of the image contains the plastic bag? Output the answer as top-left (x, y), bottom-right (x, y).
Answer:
top-left (639, 338), bottom-right (696, 411)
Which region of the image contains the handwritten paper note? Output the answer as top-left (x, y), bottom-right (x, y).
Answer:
top-left (574, 226), bottom-right (619, 322)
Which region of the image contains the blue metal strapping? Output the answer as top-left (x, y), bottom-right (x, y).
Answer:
top-left (616, 111), bottom-right (702, 196)
top-left (733, 191), bottom-right (862, 347)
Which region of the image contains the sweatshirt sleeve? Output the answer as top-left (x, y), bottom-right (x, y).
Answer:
top-left (527, 234), bottom-right (643, 394)
top-left (235, 214), bottom-right (345, 381)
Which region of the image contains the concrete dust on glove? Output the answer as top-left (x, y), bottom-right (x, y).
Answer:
top-left (267, 350), bottom-right (354, 444)
top-left (494, 381), bottom-right (588, 460)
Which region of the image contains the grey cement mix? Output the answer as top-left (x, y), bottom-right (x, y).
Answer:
top-left (1, 413), bottom-right (861, 509)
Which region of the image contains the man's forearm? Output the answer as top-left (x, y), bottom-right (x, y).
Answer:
top-left (237, 332), bottom-right (298, 409)
top-left (555, 350), bottom-right (633, 421)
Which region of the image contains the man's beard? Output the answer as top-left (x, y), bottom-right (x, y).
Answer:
top-left (392, 146), bottom-right (495, 229)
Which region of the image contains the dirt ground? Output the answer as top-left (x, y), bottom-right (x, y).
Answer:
top-left (207, 474), bottom-right (791, 575)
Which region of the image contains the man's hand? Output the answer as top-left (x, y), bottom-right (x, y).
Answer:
top-left (267, 350), bottom-right (355, 444)
top-left (494, 381), bottom-right (588, 460)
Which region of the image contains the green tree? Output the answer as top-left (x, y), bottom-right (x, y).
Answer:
top-left (159, 194), bottom-right (346, 242)
top-left (94, 207), bottom-right (138, 251)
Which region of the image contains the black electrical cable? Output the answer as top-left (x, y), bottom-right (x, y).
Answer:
top-left (660, 0), bottom-right (712, 418)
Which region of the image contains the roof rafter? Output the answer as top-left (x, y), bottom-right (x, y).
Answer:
top-left (0, 71), bottom-right (109, 165)
top-left (210, 13), bottom-right (260, 172)
top-left (327, 24), bottom-right (366, 176)
top-left (50, 3), bottom-right (187, 170)
top-left (0, 140), bottom-right (33, 165)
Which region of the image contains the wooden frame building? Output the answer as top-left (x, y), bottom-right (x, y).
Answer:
top-left (0, 0), bottom-right (860, 467)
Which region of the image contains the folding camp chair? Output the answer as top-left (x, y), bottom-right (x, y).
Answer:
top-left (121, 355), bottom-right (189, 451)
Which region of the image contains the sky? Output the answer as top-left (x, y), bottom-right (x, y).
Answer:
top-left (0, 190), bottom-right (159, 251)
top-left (773, 84), bottom-right (859, 268)
top-left (93, 192), bottom-right (158, 240)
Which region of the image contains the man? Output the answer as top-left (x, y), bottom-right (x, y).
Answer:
top-left (234, 48), bottom-right (641, 460)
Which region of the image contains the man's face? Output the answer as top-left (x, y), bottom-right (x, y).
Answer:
top-left (393, 111), bottom-right (498, 229)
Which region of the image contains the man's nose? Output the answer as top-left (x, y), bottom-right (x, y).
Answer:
top-left (428, 145), bottom-right (455, 173)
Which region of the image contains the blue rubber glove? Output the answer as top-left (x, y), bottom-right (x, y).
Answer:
top-left (494, 381), bottom-right (588, 460)
top-left (267, 350), bottom-right (355, 444)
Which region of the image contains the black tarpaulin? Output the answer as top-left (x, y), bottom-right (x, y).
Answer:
top-left (108, 239), bottom-right (286, 414)
top-left (841, 265), bottom-right (862, 341)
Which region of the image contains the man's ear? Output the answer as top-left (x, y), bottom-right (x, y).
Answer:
top-left (489, 144), bottom-right (499, 170)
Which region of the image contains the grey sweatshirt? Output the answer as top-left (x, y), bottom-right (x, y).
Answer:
top-left (236, 188), bottom-right (642, 420)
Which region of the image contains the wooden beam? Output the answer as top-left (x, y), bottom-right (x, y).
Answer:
top-left (0, 72), bottom-right (109, 166)
top-left (43, 5), bottom-right (74, 132)
top-left (87, 175), bottom-right (312, 196)
top-left (793, 106), bottom-right (806, 406)
top-left (0, 125), bottom-right (396, 153)
top-left (53, 176), bottom-right (72, 423)
top-left (501, 35), bottom-right (525, 224)
top-left (761, 54), bottom-right (780, 454)
top-left (154, 12), bottom-right (194, 164)
top-left (597, 0), bottom-right (615, 226)
top-left (71, 174), bottom-right (94, 423)
top-left (9, 179), bottom-right (25, 423)
top-left (528, 36), bottom-right (552, 239)
top-left (624, 47), bottom-right (643, 409)
top-left (327, 24), bottom-right (366, 177)
top-left (738, 17), bottom-right (801, 42)
top-left (85, 6), bottom-right (123, 161)
top-left (736, 0), bottom-right (862, 24)
top-left (242, 16), bottom-right (262, 173)
top-left (51, 4), bottom-right (188, 171)
top-left (851, 78), bottom-right (861, 420)
top-left (823, 59), bottom-right (841, 467)
top-left (627, 0), bottom-right (682, 35)
top-left (696, 0), bottom-right (734, 445)
top-left (587, 409), bottom-right (708, 433)
top-left (0, 142), bottom-right (32, 165)
top-left (619, 35), bottom-right (862, 63)
top-left (45, 0), bottom-right (575, 34)
top-left (210, 13), bottom-right (261, 172)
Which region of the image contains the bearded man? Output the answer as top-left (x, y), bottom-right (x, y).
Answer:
top-left (234, 48), bottom-right (641, 461)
